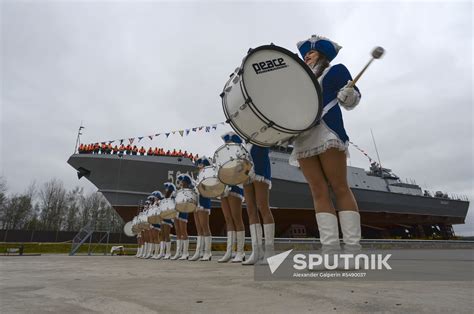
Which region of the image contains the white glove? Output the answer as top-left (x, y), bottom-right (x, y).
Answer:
top-left (337, 81), bottom-right (360, 110)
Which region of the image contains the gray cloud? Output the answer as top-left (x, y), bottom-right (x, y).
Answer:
top-left (1, 1), bottom-right (472, 234)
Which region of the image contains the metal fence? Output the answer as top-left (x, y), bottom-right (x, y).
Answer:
top-left (0, 229), bottom-right (136, 244)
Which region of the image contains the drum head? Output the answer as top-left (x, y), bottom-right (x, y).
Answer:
top-left (198, 180), bottom-right (226, 198)
top-left (218, 159), bottom-right (252, 185)
top-left (123, 221), bottom-right (135, 237)
top-left (160, 209), bottom-right (177, 220)
top-left (176, 202), bottom-right (197, 213)
top-left (242, 45), bottom-right (322, 132)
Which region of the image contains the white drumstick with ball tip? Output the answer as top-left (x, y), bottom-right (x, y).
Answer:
top-left (348, 46), bottom-right (385, 87)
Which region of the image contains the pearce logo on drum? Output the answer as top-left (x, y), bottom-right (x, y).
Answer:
top-left (252, 58), bottom-right (287, 74)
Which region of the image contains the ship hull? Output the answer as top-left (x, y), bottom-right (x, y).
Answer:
top-left (68, 154), bottom-right (469, 238)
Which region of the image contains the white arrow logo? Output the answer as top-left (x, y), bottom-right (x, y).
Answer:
top-left (267, 249), bottom-right (293, 274)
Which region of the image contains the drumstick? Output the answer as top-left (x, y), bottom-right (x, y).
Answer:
top-left (348, 46), bottom-right (385, 88)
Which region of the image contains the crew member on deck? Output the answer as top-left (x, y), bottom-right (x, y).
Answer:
top-left (292, 35), bottom-right (362, 259)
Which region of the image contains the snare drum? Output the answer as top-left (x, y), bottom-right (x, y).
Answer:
top-left (138, 211), bottom-right (151, 230)
top-left (159, 198), bottom-right (177, 220)
top-left (221, 45), bottom-right (323, 147)
top-left (147, 205), bottom-right (162, 224)
top-left (214, 143), bottom-right (253, 185)
top-left (196, 165), bottom-right (226, 198)
top-left (175, 189), bottom-right (198, 213)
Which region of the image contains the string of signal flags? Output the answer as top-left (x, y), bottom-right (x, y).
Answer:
top-left (82, 121), bottom-right (379, 165)
top-left (88, 122), bottom-right (227, 146)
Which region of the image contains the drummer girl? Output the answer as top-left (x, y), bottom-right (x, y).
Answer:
top-left (292, 35), bottom-right (362, 256)
top-left (150, 191), bottom-right (164, 259)
top-left (189, 157), bottom-right (213, 261)
top-left (172, 174), bottom-right (193, 260)
top-left (161, 182), bottom-right (176, 260)
top-left (243, 143), bottom-right (275, 265)
top-left (218, 132), bottom-right (246, 263)
top-left (141, 198), bottom-right (155, 259)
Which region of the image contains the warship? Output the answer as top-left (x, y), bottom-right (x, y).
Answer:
top-left (68, 147), bottom-right (470, 239)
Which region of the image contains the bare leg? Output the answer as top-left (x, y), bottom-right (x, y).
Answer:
top-left (243, 183), bottom-right (260, 225)
top-left (198, 211), bottom-right (211, 236)
top-left (298, 155), bottom-right (335, 214)
top-left (221, 197), bottom-right (236, 231)
top-left (319, 148), bottom-right (358, 211)
top-left (254, 181), bottom-right (274, 224)
top-left (228, 195), bottom-right (244, 231)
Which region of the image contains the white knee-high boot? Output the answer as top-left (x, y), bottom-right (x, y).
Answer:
top-left (218, 231), bottom-right (235, 263)
top-left (338, 211), bottom-right (362, 253)
top-left (315, 213), bottom-right (341, 252)
top-left (144, 242), bottom-right (154, 259)
top-left (151, 243), bottom-right (160, 259)
top-left (201, 236), bottom-right (212, 261)
top-left (189, 236), bottom-right (203, 261)
top-left (179, 239), bottom-right (189, 260)
top-left (261, 223), bottom-right (275, 264)
top-left (163, 242), bottom-right (172, 259)
top-left (139, 243), bottom-right (147, 258)
top-left (314, 212), bottom-right (341, 270)
top-left (171, 240), bottom-right (182, 260)
top-left (242, 224), bottom-right (262, 265)
top-left (156, 241), bottom-right (165, 259)
top-left (135, 245), bottom-right (143, 257)
top-left (232, 231), bottom-right (245, 262)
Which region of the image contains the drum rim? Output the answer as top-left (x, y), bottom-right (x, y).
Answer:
top-left (213, 142), bottom-right (250, 160)
top-left (222, 44), bottom-right (323, 145)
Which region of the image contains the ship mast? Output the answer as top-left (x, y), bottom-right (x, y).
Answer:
top-left (74, 122), bottom-right (85, 154)
top-left (370, 129), bottom-right (383, 178)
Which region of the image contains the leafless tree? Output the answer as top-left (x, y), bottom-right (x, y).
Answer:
top-left (38, 179), bottom-right (67, 231)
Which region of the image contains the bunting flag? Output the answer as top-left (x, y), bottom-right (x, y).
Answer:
top-left (90, 121), bottom-right (226, 146)
top-left (348, 141), bottom-right (377, 164)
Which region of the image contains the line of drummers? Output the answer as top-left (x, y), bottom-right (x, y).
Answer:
top-left (129, 131), bottom-right (274, 265)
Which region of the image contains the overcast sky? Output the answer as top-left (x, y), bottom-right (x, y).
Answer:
top-left (1, 0), bottom-right (472, 235)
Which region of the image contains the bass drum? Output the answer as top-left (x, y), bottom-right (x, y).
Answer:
top-left (123, 221), bottom-right (136, 237)
top-left (221, 44), bottom-right (322, 147)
